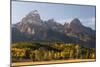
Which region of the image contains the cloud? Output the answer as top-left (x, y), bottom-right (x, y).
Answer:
top-left (80, 17), bottom-right (95, 30)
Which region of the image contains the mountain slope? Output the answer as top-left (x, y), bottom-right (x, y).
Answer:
top-left (64, 18), bottom-right (95, 48)
top-left (12, 10), bottom-right (96, 48)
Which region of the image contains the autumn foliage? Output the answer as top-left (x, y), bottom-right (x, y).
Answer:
top-left (11, 41), bottom-right (95, 62)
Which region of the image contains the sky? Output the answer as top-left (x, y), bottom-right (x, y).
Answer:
top-left (12, 1), bottom-right (96, 30)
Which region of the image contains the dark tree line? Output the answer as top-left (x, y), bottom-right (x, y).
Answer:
top-left (12, 42), bottom-right (95, 62)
